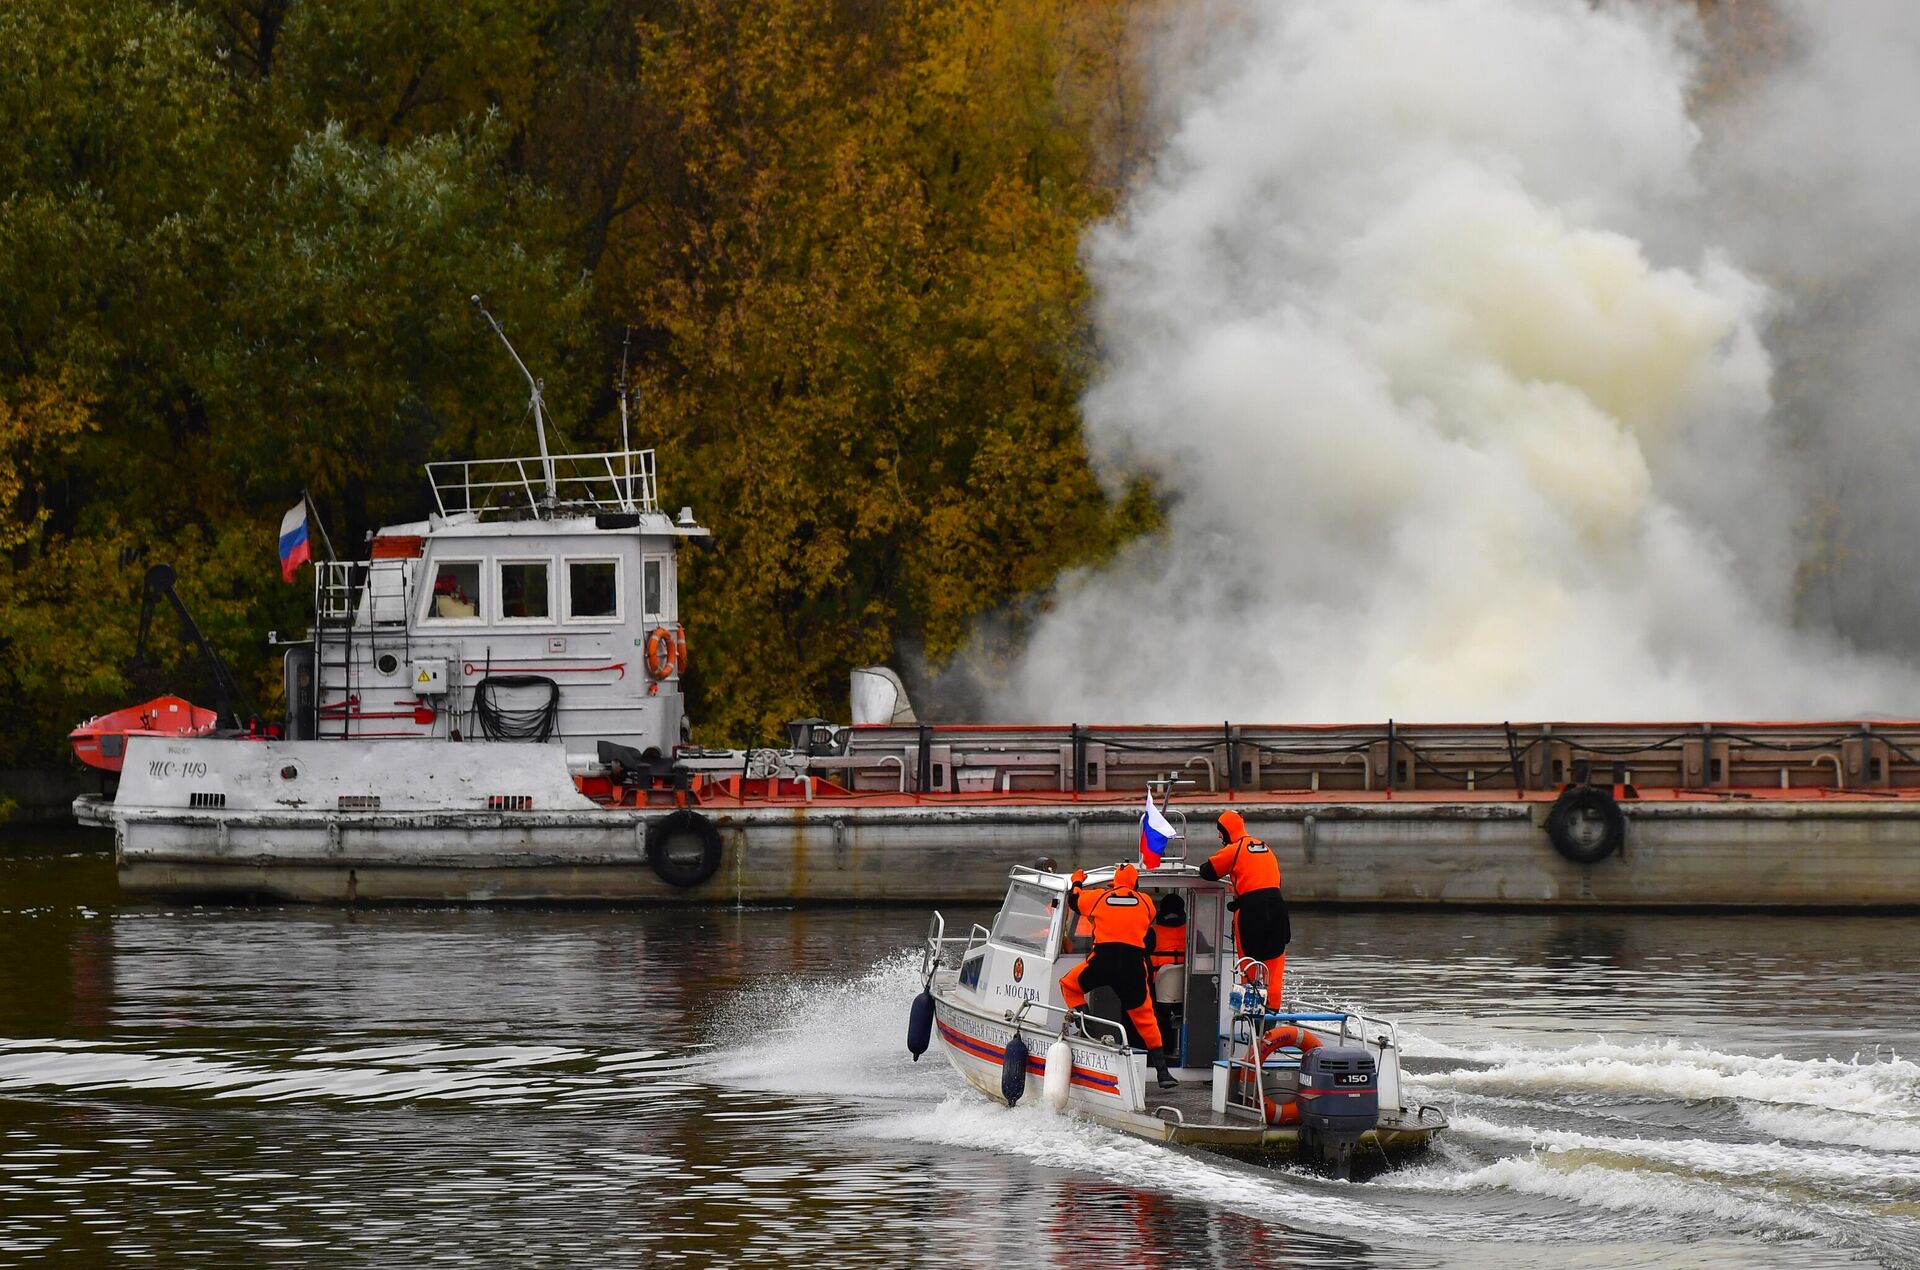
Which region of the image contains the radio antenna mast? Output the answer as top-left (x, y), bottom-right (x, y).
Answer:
top-left (471, 295), bottom-right (557, 513)
top-left (617, 327), bottom-right (635, 511)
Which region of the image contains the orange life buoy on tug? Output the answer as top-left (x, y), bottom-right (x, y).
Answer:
top-left (646, 626), bottom-right (677, 679)
top-left (671, 625), bottom-right (688, 675)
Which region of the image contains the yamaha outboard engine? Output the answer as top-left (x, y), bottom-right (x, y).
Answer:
top-left (1298, 1046), bottom-right (1379, 1179)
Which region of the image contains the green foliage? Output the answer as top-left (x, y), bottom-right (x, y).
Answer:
top-left (0, 0), bottom-right (1153, 763)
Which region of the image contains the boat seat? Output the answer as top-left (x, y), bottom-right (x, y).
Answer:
top-left (1153, 964), bottom-right (1184, 1003)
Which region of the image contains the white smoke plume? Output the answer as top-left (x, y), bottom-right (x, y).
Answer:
top-left (989, 0), bottom-right (1920, 723)
top-left (1701, 2), bottom-right (1920, 658)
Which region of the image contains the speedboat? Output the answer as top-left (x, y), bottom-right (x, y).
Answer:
top-left (907, 852), bottom-right (1446, 1177)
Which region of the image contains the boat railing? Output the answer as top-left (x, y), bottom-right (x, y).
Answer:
top-left (426, 447), bottom-right (658, 518)
top-left (316, 561), bottom-right (355, 623)
top-left (920, 911), bottom-right (990, 978)
top-left (315, 558), bottom-right (412, 626)
top-left (1163, 808), bottom-right (1190, 861)
top-left (1007, 998), bottom-right (1134, 1051)
top-left (1221, 971), bottom-right (1403, 1123)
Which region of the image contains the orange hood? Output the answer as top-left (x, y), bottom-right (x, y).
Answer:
top-left (1217, 810), bottom-right (1247, 840)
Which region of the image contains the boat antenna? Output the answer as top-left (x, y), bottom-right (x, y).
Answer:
top-left (617, 326), bottom-right (635, 511)
top-left (471, 295), bottom-right (558, 513)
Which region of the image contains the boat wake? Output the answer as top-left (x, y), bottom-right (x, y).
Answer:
top-left (702, 950), bottom-right (956, 1102)
top-left (1408, 1033), bottom-right (1919, 1119)
top-left (702, 957), bottom-right (1920, 1266)
top-left (0, 1036), bottom-right (703, 1108)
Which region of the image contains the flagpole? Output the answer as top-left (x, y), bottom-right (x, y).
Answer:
top-left (303, 489), bottom-right (339, 561)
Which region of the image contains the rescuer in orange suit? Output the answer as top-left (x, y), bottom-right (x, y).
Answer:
top-left (1060, 864), bottom-right (1177, 1089)
top-left (1147, 892), bottom-right (1186, 971)
top-left (1146, 891), bottom-right (1188, 1062)
top-left (1199, 811), bottom-right (1291, 1002)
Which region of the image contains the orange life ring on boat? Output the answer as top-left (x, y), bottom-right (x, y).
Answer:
top-left (646, 626), bottom-right (677, 679)
top-left (1241, 1025), bottom-right (1323, 1125)
top-left (671, 625), bottom-right (688, 675)
top-left (1257, 1025), bottom-right (1323, 1063)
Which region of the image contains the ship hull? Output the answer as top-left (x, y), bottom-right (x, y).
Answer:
top-left (79, 735), bottom-right (1920, 907)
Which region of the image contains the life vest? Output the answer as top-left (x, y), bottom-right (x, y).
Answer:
top-left (1075, 883), bottom-right (1156, 949)
top-left (1148, 919), bottom-right (1187, 969)
top-left (1206, 809), bottom-right (1281, 894)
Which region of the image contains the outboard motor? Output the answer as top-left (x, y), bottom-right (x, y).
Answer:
top-left (1298, 1046), bottom-right (1379, 1179)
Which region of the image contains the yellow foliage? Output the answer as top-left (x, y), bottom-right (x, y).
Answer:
top-left (0, 370), bottom-right (95, 552)
top-left (628, 0), bottom-right (1149, 743)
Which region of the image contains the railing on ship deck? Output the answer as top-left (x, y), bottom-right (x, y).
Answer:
top-left (427, 447), bottom-right (657, 518)
top-left (314, 559), bottom-right (412, 625)
top-left (688, 719), bottom-right (1920, 800)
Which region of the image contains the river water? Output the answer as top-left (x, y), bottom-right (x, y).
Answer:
top-left (2, 833), bottom-right (1916, 1267)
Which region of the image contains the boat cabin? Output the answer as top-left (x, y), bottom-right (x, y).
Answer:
top-left (952, 861), bottom-right (1233, 1072)
top-left (282, 448), bottom-right (707, 761)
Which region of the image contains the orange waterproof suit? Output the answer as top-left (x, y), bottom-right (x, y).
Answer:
top-left (1147, 917), bottom-right (1187, 972)
top-left (1059, 865), bottom-right (1163, 1050)
top-left (1199, 811), bottom-right (1291, 1002)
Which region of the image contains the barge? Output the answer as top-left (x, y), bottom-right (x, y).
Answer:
top-left (67, 352), bottom-right (1920, 906)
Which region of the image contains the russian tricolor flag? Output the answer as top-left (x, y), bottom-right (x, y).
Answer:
top-left (1140, 792), bottom-right (1176, 869)
top-left (278, 499), bottom-right (311, 583)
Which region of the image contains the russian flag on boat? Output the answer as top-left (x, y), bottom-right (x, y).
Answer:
top-left (278, 499), bottom-right (311, 583)
top-left (1140, 792), bottom-right (1175, 869)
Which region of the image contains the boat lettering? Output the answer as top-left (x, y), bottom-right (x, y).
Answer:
top-left (146, 760), bottom-right (210, 779)
top-left (996, 984), bottom-right (1038, 1001)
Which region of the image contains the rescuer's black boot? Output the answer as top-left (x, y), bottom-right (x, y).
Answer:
top-left (1149, 1048), bottom-right (1177, 1089)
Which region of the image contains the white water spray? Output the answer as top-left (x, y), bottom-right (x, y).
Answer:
top-left (992, 0), bottom-right (1920, 722)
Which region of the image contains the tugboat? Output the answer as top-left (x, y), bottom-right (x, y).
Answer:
top-left (906, 840), bottom-right (1446, 1176)
top-left (68, 304), bottom-right (1920, 909)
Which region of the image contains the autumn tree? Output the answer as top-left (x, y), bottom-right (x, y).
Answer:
top-left (1, 0), bottom-right (1153, 763)
top-left (625, 0), bottom-right (1151, 742)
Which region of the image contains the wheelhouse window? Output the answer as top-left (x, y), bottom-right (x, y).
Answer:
top-left (566, 559), bottom-right (619, 621)
top-left (426, 561), bottom-right (481, 620)
top-left (642, 558), bottom-right (664, 621)
top-left (989, 884), bottom-right (1059, 954)
top-left (498, 560), bottom-right (551, 621)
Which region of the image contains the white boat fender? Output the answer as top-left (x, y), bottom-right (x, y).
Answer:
top-left (907, 987), bottom-right (935, 1060)
top-left (1042, 1037), bottom-right (1072, 1111)
top-left (1001, 1031), bottom-right (1030, 1106)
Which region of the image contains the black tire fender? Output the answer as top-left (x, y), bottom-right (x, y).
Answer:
top-left (646, 809), bottom-right (723, 888)
top-left (1545, 786), bottom-right (1626, 864)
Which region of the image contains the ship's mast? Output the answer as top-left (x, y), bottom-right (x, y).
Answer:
top-left (471, 295), bottom-right (558, 513)
top-left (617, 327), bottom-right (635, 512)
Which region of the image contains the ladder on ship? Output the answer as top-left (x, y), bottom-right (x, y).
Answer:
top-left (312, 560), bottom-right (415, 740)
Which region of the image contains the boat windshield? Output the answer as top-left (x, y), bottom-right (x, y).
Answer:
top-left (989, 883), bottom-right (1058, 954)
